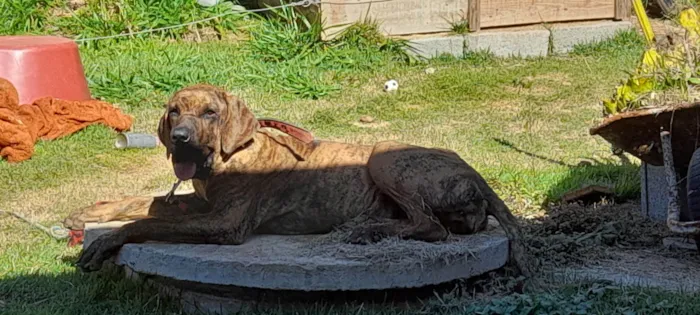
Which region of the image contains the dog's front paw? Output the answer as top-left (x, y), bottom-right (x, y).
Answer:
top-left (76, 231), bottom-right (126, 272)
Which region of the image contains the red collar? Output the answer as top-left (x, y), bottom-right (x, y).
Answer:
top-left (257, 118), bottom-right (314, 144)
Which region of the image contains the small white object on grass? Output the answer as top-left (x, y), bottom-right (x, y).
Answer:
top-left (197, 0), bottom-right (220, 7)
top-left (384, 79), bottom-right (399, 92)
top-left (425, 67), bottom-right (436, 74)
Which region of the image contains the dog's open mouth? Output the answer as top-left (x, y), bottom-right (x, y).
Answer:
top-left (172, 146), bottom-right (214, 181)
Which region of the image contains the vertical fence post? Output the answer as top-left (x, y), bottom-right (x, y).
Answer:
top-left (614, 0), bottom-right (632, 20)
top-left (468, 0), bottom-right (481, 32)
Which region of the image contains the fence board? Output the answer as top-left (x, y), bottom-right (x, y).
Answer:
top-left (480, 0), bottom-right (615, 28)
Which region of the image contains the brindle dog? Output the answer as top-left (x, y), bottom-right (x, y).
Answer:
top-left (69, 84), bottom-right (533, 276)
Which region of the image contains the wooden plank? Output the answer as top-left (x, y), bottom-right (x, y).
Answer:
top-left (468, 0), bottom-right (480, 32)
top-left (480, 0), bottom-right (616, 28)
top-left (319, 0), bottom-right (470, 40)
top-left (614, 0), bottom-right (631, 20)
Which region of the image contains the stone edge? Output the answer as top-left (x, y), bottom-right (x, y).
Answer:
top-left (406, 20), bottom-right (633, 59)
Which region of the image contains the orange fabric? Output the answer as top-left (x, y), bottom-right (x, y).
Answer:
top-left (0, 78), bottom-right (133, 163)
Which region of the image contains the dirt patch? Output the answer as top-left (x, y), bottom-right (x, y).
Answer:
top-left (67, 0), bottom-right (86, 10)
top-left (550, 249), bottom-right (700, 292)
top-left (524, 201), bottom-right (673, 268)
top-left (48, 7), bottom-right (73, 18)
top-left (182, 26), bottom-right (221, 43)
top-left (520, 200), bottom-right (700, 292)
top-left (350, 120), bottom-right (390, 129)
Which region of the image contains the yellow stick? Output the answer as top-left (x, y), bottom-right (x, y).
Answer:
top-left (632, 0), bottom-right (656, 45)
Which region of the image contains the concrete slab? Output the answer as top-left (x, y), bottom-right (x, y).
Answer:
top-left (84, 222), bottom-right (509, 291)
top-left (407, 35), bottom-right (463, 59)
top-left (465, 29), bottom-right (550, 58)
top-left (550, 21), bottom-right (633, 54)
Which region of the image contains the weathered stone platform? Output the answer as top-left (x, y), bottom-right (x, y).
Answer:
top-left (85, 221), bottom-right (509, 291)
top-left (84, 220), bottom-right (509, 313)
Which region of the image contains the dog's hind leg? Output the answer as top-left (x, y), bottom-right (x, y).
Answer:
top-left (365, 140), bottom-right (533, 277)
top-left (353, 141), bottom-right (453, 243)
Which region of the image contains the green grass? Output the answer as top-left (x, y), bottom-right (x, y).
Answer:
top-left (0, 1), bottom-right (674, 312)
top-left (0, 0), bottom-right (246, 41)
top-left (3, 238), bottom-right (700, 315)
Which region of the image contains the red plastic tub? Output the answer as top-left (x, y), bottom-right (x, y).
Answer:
top-left (0, 35), bottom-right (91, 105)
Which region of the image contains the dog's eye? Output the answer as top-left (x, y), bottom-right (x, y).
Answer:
top-left (169, 109), bottom-right (179, 118)
top-left (203, 110), bottom-right (217, 119)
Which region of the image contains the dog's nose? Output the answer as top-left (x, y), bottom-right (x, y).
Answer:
top-left (171, 127), bottom-right (191, 144)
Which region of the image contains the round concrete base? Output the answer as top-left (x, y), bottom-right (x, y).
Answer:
top-left (85, 221), bottom-right (509, 312)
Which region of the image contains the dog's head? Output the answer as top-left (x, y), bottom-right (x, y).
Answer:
top-left (158, 84), bottom-right (258, 181)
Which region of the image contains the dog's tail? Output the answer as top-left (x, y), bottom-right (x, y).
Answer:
top-left (481, 185), bottom-right (534, 278)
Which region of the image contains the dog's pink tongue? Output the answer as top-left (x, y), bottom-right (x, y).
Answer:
top-left (174, 162), bottom-right (196, 181)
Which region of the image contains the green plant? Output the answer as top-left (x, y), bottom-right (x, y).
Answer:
top-left (600, 7), bottom-right (700, 115)
top-left (247, 1), bottom-right (323, 62)
top-left (58, 0), bottom-right (244, 43)
top-left (444, 9), bottom-right (469, 35)
top-left (331, 17), bottom-right (415, 63)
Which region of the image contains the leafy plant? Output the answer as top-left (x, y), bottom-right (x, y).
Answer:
top-left (331, 16), bottom-right (415, 63)
top-left (247, 1), bottom-right (323, 62)
top-left (601, 7), bottom-right (700, 115)
top-left (443, 9), bottom-right (470, 35)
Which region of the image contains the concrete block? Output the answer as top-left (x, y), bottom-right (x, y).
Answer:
top-left (84, 221), bottom-right (509, 291)
top-left (465, 29), bottom-right (550, 58)
top-left (551, 21), bottom-right (633, 54)
top-left (407, 36), bottom-right (463, 59)
top-left (640, 162), bottom-right (690, 222)
top-left (640, 162), bottom-right (668, 222)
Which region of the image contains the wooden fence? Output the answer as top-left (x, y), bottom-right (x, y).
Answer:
top-left (260, 0), bottom-right (632, 40)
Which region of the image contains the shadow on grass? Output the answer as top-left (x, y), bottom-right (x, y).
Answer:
top-left (0, 260), bottom-right (521, 315)
top-left (0, 266), bottom-right (182, 315)
top-left (492, 138), bottom-right (640, 207)
top-left (4, 266), bottom-right (700, 315)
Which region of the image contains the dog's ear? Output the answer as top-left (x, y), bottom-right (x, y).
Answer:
top-left (219, 92), bottom-right (258, 155)
top-left (260, 131), bottom-right (317, 161)
top-left (157, 110), bottom-right (172, 159)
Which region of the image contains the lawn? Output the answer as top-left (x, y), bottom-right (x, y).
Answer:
top-left (1, 1), bottom-right (699, 314)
